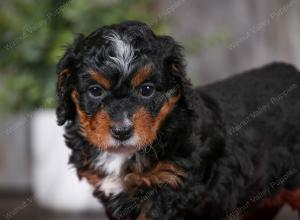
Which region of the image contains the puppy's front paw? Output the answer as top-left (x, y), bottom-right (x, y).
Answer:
top-left (124, 162), bottom-right (186, 190)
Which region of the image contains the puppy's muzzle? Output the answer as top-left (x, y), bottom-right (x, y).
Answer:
top-left (110, 123), bottom-right (133, 141)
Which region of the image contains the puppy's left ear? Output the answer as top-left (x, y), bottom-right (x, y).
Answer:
top-left (56, 34), bottom-right (84, 126)
top-left (158, 36), bottom-right (189, 86)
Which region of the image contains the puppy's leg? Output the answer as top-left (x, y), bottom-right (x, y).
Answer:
top-left (133, 186), bottom-right (188, 220)
top-left (281, 189), bottom-right (300, 215)
top-left (240, 194), bottom-right (284, 220)
top-left (124, 161), bottom-right (187, 190)
top-left (124, 162), bottom-right (187, 220)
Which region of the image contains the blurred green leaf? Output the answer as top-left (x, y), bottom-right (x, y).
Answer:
top-left (0, 0), bottom-right (161, 112)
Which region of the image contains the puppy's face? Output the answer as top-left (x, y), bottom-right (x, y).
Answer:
top-left (56, 21), bottom-right (187, 154)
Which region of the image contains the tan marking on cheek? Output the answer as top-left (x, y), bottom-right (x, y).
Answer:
top-left (89, 111), bottom-right (111, 148)
top-left (132, 95), bottom-right (180, 148)
top-left (133, 108), bottom-right (156, 147)
top-left (71, 90), bottom-right (111, 149)
top-left (131, 64), bottom-right (152, 87)
top-left (153, 95), bottom-right (180, 131)
top-left (89, 69), bottom-right (111, 89)
top-left (124, 161), bottom-right (187, 190)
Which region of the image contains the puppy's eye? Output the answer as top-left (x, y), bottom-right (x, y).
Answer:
top-left (88, 86), bottom-right (103, 98)
top-left (139, 83), bottom-right (155, 97)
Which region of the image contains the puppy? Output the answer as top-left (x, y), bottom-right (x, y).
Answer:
top-left (56, 21), bottom-right (300, 220)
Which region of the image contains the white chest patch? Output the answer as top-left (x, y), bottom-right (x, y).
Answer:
top-left (93, 152), bottom-right (130, 196)
top-left (100, 176), bottom-right (123, 196)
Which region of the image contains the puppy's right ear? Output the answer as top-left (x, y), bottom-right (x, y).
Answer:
top-left (56, 34), bottom-right (84, 126)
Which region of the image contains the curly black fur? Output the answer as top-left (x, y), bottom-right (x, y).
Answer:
top-left (56, 21), bottom-right (300, 220)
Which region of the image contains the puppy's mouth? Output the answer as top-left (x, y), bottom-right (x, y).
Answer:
top-left (103, 134), bottom-right (152, 154)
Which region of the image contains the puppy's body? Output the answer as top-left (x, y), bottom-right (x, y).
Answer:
top-left (56, 21), bottom-right (300, 220)
top-left (197, 63), bottom-right (300, 219)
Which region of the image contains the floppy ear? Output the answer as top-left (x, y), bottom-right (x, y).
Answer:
top-left (56, 34), bottom-right (84, 126)
top-left (158, 35), bottom-right (189, 87)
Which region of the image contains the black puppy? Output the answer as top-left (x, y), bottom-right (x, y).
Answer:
top-left (56, 21), bottom-right (300, 220)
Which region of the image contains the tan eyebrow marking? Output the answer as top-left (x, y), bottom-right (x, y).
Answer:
top-left (131, 64), bottom-right (152, 87)
top-left (89, 70), bottom-right (111, 89)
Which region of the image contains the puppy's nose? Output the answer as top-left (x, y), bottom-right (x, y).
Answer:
top-left (111, 124), bottom-right (133, 141)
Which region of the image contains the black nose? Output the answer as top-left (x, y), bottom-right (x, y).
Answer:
top-left (111, 125), bottom-right (133, 141)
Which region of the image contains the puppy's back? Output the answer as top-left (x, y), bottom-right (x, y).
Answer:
top-left (198, 62), bottom-right (300, 126)
top-left (198, 62), bottom-right (300, 189)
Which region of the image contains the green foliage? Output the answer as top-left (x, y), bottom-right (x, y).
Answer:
top-left (0, 0), bottom-right (163, 112)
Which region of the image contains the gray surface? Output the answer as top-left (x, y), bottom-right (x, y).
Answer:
top-left (0, 115), bottom-right (31, 190)
top-left (276, 206), bottom-right (299, 220)
top-left (0, 193), bottom-right (298, 220)
top-left (158, 0), bottom-right (300, 86)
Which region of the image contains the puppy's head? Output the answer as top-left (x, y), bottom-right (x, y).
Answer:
top-left (56, 21), bottom-right (189, 154)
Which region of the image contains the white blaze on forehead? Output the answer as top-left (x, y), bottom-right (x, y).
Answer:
top-left (104, 32), bottom-right (135, 74)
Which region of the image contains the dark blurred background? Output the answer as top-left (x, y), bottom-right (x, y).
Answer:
top-left (0, 0), bottom-right (300, 219)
